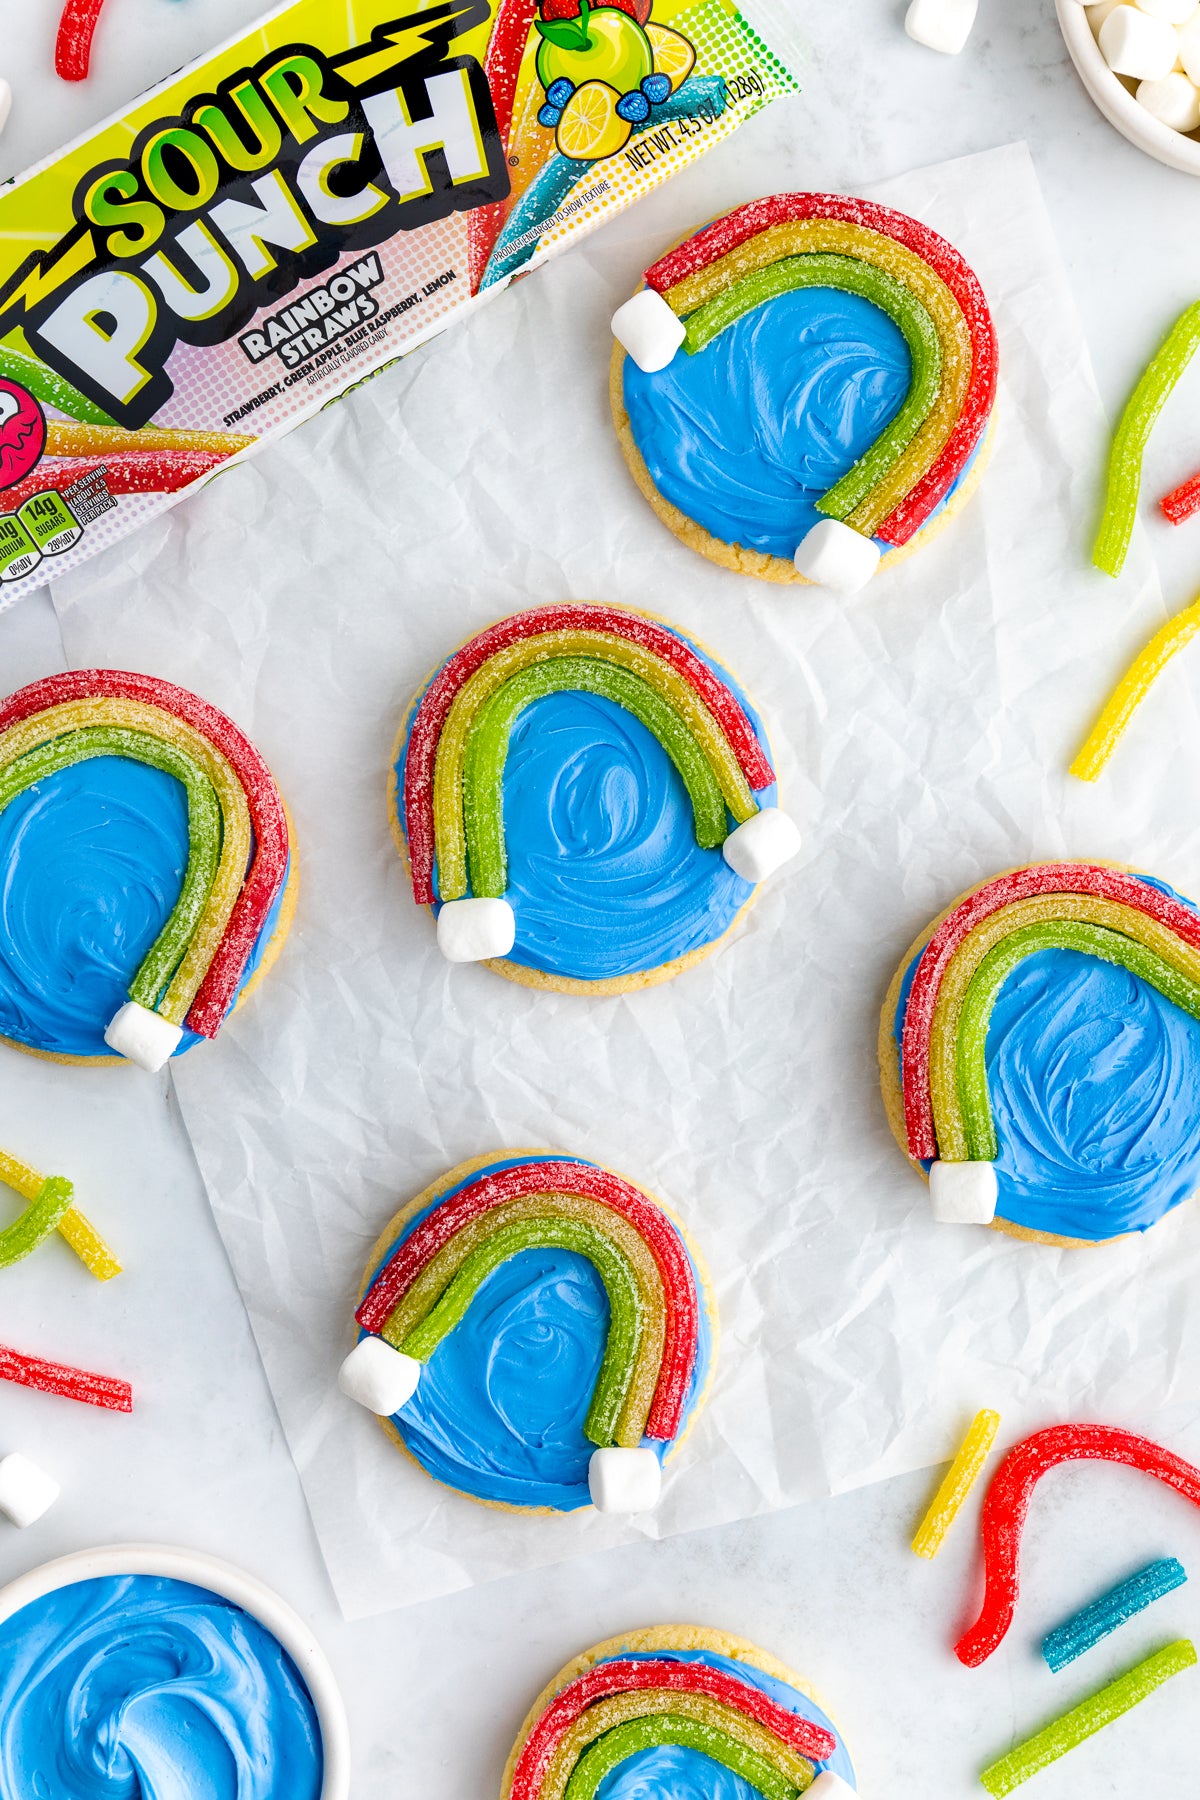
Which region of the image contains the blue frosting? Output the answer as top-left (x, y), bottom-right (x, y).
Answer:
top-left (0, 756), bottom-right (289, 1060)
top-left (397, 624), bottom-right (775, 983)
top-left (0, 1573), bottom-right (323, 1800)
top-left (623, 285), bottom-right (974, 560)
top-left (590, 1648), bottom-right (856, 1796)
top-left (892, 875), bottom-right (1200, 1241)
top-left (360, 1154), bottom-right (713, 1512)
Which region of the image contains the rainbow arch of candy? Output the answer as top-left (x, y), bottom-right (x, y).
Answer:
top-left (898, 863), bottom-right (1200, 1224)
top-left (505, 1655), bottom-right (842, 1799)
top-left (400, 604), bottom-right (798, 965)
top-left (611, 192), bottom-right (998, 594)
top-left (0, 670), bottom-right (289, 1072)
top-left (341, 1158), bottom-right (703, 1513)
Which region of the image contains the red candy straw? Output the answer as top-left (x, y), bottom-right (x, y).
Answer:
top-left (0, 450), bottom-right (228, 512)
top-left (0, 1340), bottom-right (133, 1412)
top-left (956, 1425), bottom-right (1200, 1668)
top-left (1161, 470), bottom-right (1200, 525)
top-left (55, 0), bottom-right (108, 81)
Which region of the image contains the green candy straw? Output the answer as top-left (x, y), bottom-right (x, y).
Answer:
top-left (955, 920), bottom-right (1200, 1161)
top-left (980, 1640), bottom-right (1197, 1796)
top-left (0, 343), bottom-right (118, 427)
top-left (683, 251), bottom-right (943, 524)
top-left (462, 655), bottom-right (732, 900)
top-left (1094, 300), bottom-right (1200, 578)
top-left (0, 1177), bottom-right (75, 1271)
top-left (564, 1715), bottom-right (801, 1800)
top-left (0, 726), bottom-right (222, 1016)
top-left (393, 1216), bottom-right (644, 1449)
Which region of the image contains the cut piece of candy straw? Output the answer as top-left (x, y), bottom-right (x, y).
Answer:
top-left (0, 1341), bottom-right (132, 1412)
top-left (980, 1639), bottom-right (1197, 1796)
top-left (1070, 597), bottom-right (1200, 781)
top-left (1042, 1558), bottom-right (1188, 1673)
top-left (1094, 299), bottom-right (1200, 578)
top-left (1161, 468), bottom-right (1200, 525)
top-left (912, 1408), bottom-right (1001, 1559)
top-left (0, 1146), bottom-right (121, 1280)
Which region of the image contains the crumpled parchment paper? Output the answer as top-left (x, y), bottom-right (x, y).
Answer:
top-left (52, 136), bottom-right (1200, 1619)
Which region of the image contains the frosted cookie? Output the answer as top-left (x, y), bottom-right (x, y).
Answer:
top-left (611, 192), bottom-right (998, 593)
top-left (880, 861), bottom-right (1200, 1246)
top-left (0, 670), bottom-right (295, 1070)
top-left (391, 602), bottom-right (799, 991)
top-left (341, 1152), bottom-right (717, 1516)
top-left (500, 1624), bottom-right (857, 1798)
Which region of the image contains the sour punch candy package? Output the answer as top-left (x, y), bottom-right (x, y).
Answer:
top-left (0, 0), bottom-right (797, 608)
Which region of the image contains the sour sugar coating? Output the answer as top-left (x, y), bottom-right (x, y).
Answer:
top-left (0, 449), bottom-right (228, 513)
top-left (1161, 467), bottom-right (1200, 524)
top-left (1042, 1558), bottom-right (1188, 1673)
top-left (0, 345), bottom-right (115, 426)
top-left (0, 1340), bottom-right (132, 1411)
top-left (44, 423), bottom-right (255, 459)
top-left (0, 1176), bottom-right (75, 1272)
top-left (1071, 596), bottom-right (1200, 781)
top-left (402, 605), bottom-right (775, 906)
top-left (357, 1159), bottom-right (699, 1442)
top-left (955, 1425), bottom-right (1200, 1667)
top-left (0, 1148), bottom-right (120, 1280)
top-left (980, 1640), bottom-right (1197, 1796)
top-left (467, 0), bottom-right (540, 292)
top-left (644, 193), bottom-right (997, 547)
top-left (55, 0), bottom-right (109, 78)
top-left (563, 1715), bottom-right (800, 1800)
top-left (1094, 300), bottom-right (1200, 578)
top-left (55, 1208), bottom-right (122, 1281)
top-left (911, 1408), bottom-right (1001, 1558)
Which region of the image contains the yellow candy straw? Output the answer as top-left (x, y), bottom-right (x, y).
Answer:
top-left (1071, 597), bottom-right (1200, 782)
top-left (0, 1148), bottom-right (122, 1281)
top-left (912, 1408), bottom-right (1002, 1559)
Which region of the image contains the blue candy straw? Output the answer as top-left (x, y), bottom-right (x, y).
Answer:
top-left (1042, 1558), bottom-right (1188, 1673)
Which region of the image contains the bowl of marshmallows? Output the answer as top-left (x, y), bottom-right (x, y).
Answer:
top-left (1058, 0), bottom-right (1200, 172)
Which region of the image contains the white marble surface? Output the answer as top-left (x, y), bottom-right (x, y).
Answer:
top-left (3, 1), bottom-right (1200, 1794)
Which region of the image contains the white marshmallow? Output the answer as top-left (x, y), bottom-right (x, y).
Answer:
top-left (721, 808), bottom-right (802, 884)
top-left (929, 1160), bottom-right (999, 1225)
top-left (0, 81), bottom-right (11, 138)
top-left (1136, 68), bottom-right (1200, 127)
top-left (435, 896), bottom-right (516, 963)
top-left (807, 1776), bottom-right (856, 1800)
top-left (338, 1338), bottom-right (421, 1415)
top-left (904, 0), bottom-right (979, 54)
top-left (793, 519), bottom-right (882, 594)
top-left (1176, 15), bottom-right (1200, 80)
top-left (0, 1453), bottom-right (60, 1528)
top-left (611, 289), bottom-right (687, 373)
top-left (1135, 0), bottom-right (1198, 23)
top-left (103, 1000), bottom-right (183, 1071)
top-left (1098, 5), bottom-right (1179, 78)
top-left (588, 1446), bottom-right (663, 1513)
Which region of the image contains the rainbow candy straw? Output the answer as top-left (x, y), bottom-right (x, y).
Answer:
top-left (980, 1640), bottom-right (1197, 1796)
top-left (1070, 596), bottom-right (1200, 782)
top-left (1042, 1559), bottom-right (1187, 1674)
top-left (912, 1408), bottom-right (1001, 1559)
top-left (1094, 300), bottom-right (1200, 578)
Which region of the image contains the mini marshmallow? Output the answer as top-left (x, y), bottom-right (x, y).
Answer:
top-left (1098, 5), bottom-right (1179, 79)
top-left (721, 808), bottom-right (802, 884)
top-left (338, 1337), bottom-right (421, 1415)
top-left (1176, 15), bottom-right (1200, 80)
top-left (103, 1000), bottom-right (183, 1072)
top-left (1134, 0), bottom-right (1198, 23)
top-left (1136, 68), bottom-right (1200, 127)
top-left (0, 1453), bottom-right (60, 1529)
top-left (611, 289), bottom-right (687, 373)
top-left (794, 519), bottom-right (882, 594)
top-left (588, 1446), bottom-right (663, 1513)
top-left (435, 896), bottom-right (516, 963)
top-left (929, 1160), bottom-right (999, 1225)
top-left (0, 80), bottom-right (11, 138)
top-left (807, 1775), bottom-right (856, 1800)
top-left (904, 0), bottom-right (979, 54)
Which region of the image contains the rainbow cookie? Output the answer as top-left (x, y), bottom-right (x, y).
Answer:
top-left (500, 1625), bottom-right (857, 1798)
top-left (390, 602), bottom-right (799, 987)
top-left (0, 670), bottom-right (295, 1071)
top-left (339, 1152), bottom-right (717, 1516)
top-left (880, 861), bottom-right (1200, 1247)
top-left (611, 192), bottom-right (998, 594)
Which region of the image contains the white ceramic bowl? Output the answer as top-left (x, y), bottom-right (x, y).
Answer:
top-left (0, 1544), bottom-right (350, 1799)
top-left (1057, 0), bottom-right (1200, 175)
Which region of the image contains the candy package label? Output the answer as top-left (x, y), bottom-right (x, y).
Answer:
top-left (0, 0), bottom-right (797, 609)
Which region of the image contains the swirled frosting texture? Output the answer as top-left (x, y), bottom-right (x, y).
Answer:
top-left (894, 876), bottom-right (1200, 1241)
top-left (365, 1156), bottom-right (713, 1511)
top-left (0, 756), bottom-right (287, 1059)
top-left (399, 626), bottom-right (775, 983)
top-left (591, 1650), bottom-right (855, 1797)
top-left (0, 1574), bottom-right (323, 1800)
